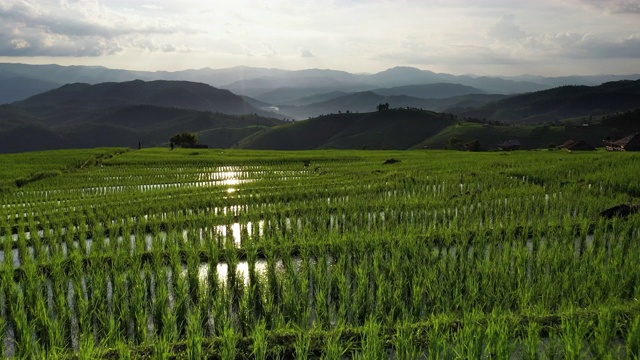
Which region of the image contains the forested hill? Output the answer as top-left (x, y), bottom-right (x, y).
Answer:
top-left (238, 109), bottom-right (455, 150)
top-left (460, 79), bottom-right (640, 124)
top-left (14, 80), bottom-right (273, 117)
top-left (0, 104), bottom-right (285, 153)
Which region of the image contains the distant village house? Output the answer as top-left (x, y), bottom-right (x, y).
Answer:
top-left (604, 133), bottom-right (640, 151)
top-left (558, 140), bottom-right (596, 151)
top-left (497, 139), bottom-right (521, 151)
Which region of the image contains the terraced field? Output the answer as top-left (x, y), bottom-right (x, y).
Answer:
top-left (0, 148), bottom-right (639, 359)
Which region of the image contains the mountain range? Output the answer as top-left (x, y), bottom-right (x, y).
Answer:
top-left (0, 63), bottom-right (639, 153)
top-left (2, 62), bottom-right (639, 106)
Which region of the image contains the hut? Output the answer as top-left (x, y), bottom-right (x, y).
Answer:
top-left (497, 139), bottom-right (521, 151)
top-left (604, 133), bottom-right (640, 151)
top-left (559, 140), bottom-right (596, 151)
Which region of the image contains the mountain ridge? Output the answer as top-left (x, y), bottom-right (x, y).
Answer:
top-left (3, 62), bottom-right (639, 105)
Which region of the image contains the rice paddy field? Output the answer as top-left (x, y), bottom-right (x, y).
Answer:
top-left (0, 147), bottom-right (639, 359)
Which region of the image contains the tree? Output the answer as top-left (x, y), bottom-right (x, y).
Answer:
top-left (465, 139), bottom-right (482, 152)
top-left (170, 132), bottom-right (198, 147)
top-left (376, 103), bottom-right (390, 111)
top-left (447, 137), bottom-right (462, 150)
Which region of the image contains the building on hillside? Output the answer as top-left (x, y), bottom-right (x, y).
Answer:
top-left (497, 139), bottom-right (521, 151)
top-left (559, 140), bottom-right (596, 151)
top-left (604, 133), bottom-right (640, 151)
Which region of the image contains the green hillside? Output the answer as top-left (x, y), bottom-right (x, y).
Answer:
top-left (461, 79), bottom-right (640, 124)
top-left (0, 104), bottom-right (285, 153)
top-left (416, 122), bottom-right (613, 150)
top-left (239, 108), bottom-right (454, 150)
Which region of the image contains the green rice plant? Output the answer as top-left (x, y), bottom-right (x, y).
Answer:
top-left (321, 325), bottom-right (351, 360)
top-left (112, 271), bottom-right (131, 341)
top-left (627, 314), bottom-right (640, 359)
top-left (523, 321), bottom-right (542, 360)
top-left (161, 297), bottom-right (178, 343)
top-left (0, 302), bottom-right (5, 358)
top-left (153, 267), bottom-right (170, 339)
top-left (484, 312), bottom-right (513, 359)
top-left (453, 312), bottom-right (484, 360)
top-left (294, 330), bottom-right (312, 359)
top-left (116, 339), bottom-right (132, 360)
top-left (186, 310), bottom-right (203, 360)
top-left (172, 260), bottom-right (189, 340)
top-left (354, 317), bottom-right (385, 360)
top-left (251, 319), bottom-right (268, 360)
top-left (78, 331), bottom-right (104, 360)
top-left (153, 335), bottom-right (172, 360)
top-left (221, 322), bottom-right (238, 360)
top-left (561, 311), bottom-right (591, 360)
top-left (10, 285), bottom-right (36, 359)
top-left (394, 319), bottom-right (422, 360)
top-left (591, 308), bottom-right (617, 358)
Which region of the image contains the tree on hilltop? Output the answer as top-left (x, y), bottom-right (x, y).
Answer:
top-left (376, 103), bottom-right (390, 111)
top-left (170, 132), bottom-right (198, 147)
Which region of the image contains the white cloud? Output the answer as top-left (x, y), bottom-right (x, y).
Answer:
top-left (141, 4), bottom-right (163, 11)
top-left (488, 15), bottom-right (527, 42)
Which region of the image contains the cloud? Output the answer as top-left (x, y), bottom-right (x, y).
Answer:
top-left (0, 0), bottom-right (638, 75)
top-left (565, 34), bottom-right (640, 58)
top-left (578, 0), bottom-right (640, 13)
top-left (142, 4), bottom-right (164, 11)
top-left (0, 0), bottom-right (182, 57)
top-left (300, 48), bottom-right (314, 58)
top-left (488, 15), bottom-right (527, 42)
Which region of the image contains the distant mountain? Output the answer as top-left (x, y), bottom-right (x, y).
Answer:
top-left (238, 108), bottom-right (455, 150)
top-left (277, 91), bottom-right (442, 119)
top-left (365, 66), bottom-right (437, 87)
top-left (0, 63), bottom-right (143, 87)
top-left (285, 91), bottom-right (350, 106)
top-left (222, 76), bottom-right (372, 104)
top-left (509, 74), bottom-right (640, 88)
top-left (362, 66), bottom-right (547, 94)
top-left (371, 83), bottom-right (484, 99)
top-left (4, 62), bottom-right (640, 107)
top-left (0, 76), bottom-right (61, 104)
top-left (460, 80), bottom-right (640, 124)
top-left (14, 80), bottom-right (273, 117)
top-left (430, 94), bottom-right (510, 113)
top-left (276, 91), bottom-right (507, 120)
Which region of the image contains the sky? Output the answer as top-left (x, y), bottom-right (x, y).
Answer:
top-left (0, 0), bottom-right (639, 76)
